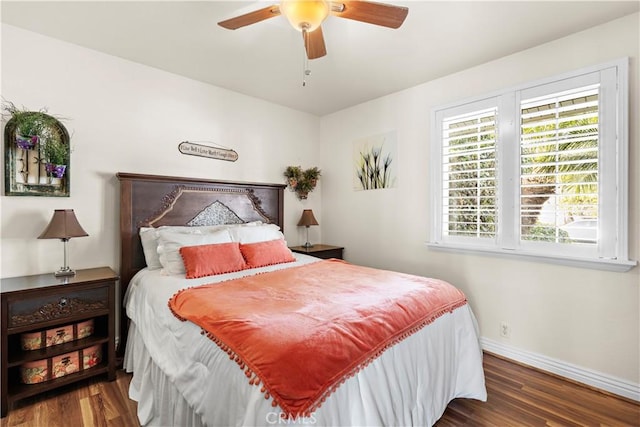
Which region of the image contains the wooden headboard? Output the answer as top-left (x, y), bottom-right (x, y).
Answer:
top-left (116, 172), bottom-right (286, 354)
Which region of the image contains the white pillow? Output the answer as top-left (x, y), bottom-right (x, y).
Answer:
top-left (156, 229), bottom-right (233, 275)
top-left (139, 222), bottom-right (267, 270)
top-left (228, 223), bottom-right (284, 243)
top-left (140, 227), bottom-right (162, 270)
top-left (139, 226), bottom-right (203, 270)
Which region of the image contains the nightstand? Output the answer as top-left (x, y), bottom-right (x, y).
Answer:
top-left (289, 244), bottom-right (344, 260)
top-left (0, 267), bottom-right (118, 417)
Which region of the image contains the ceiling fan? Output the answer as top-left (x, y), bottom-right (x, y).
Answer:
top-left (218, 1), bottom-right (409, 60)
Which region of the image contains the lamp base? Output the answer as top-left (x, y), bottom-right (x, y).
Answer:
top-left (302, 242), bottom-right (314, 248)
top-left (55, 267), bottom-right (76, 277)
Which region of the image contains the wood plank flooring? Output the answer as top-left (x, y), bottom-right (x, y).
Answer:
top-left (1, 353), bottom-right (638, 426)
top-left (1, 370), bottom-right (138, 427)
top-left (436, 353), bottom-right (639, 427)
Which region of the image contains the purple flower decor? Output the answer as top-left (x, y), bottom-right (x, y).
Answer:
top-left (45, 163), bottom-right (66, 178)
top-left (53, 165), bottom-right (66, 178)
top-left (16, 135), bottom-right (39, 150)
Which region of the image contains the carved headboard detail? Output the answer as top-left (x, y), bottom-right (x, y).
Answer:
top-left (116, 172), bottom-right (286, 355)
top-left (142, 186), bottom-right (274, 227)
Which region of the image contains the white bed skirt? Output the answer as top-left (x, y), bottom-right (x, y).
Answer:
top-left (125, 323), bottom-right (206, 427)
top-left (124, 304), bottom-right (487, 427)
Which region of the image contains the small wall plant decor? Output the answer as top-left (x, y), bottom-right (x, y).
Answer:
top-left (284, 166), bottom-right (321, 200)
top-left (3, 101), bottom-right (71, 197)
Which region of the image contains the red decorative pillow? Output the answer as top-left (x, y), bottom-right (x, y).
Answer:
top-left (180, 242), bottom-right (247, 279)
top-left (240, 239), bottom-right (296, 268)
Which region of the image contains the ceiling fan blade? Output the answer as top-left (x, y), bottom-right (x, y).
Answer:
top-left (303, 26), bottom-right (327, 59)
top-left (332, 1), bottom-right (408, 29)
top-left (218, 5), bottom-right (281, 30)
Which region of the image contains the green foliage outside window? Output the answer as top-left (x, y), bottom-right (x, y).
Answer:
top-left (446, 91), bottom-right (599, 244)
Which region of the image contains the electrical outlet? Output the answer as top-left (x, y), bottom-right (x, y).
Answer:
top-left (500, 321), bottom-right (511, 338)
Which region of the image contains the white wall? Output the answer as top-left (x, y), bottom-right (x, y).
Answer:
top-left (0, 24), bottom-right (322, 279)
top-left (320, 14), bottom-right (640, 389)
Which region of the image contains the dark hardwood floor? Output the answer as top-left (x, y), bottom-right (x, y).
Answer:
top-left (1, 353), bottom-right (638, 426)
top-left (1, 369), bottom-right (138, 427)
top-left (436, 353), bottom-right (639, 427)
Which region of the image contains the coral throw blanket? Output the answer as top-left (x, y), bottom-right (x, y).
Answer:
top-left (169, 259), bottom-right (467, 417)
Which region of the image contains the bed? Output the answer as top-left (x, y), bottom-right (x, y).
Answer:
top-left (117, 172), bottom-right (487, 426)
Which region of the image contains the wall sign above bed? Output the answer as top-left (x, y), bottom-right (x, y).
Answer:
top-left (178, 141), bottom-right (238, 162)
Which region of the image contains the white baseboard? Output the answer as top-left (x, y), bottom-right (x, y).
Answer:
top-left (481, 337), bottom-right (640, 402)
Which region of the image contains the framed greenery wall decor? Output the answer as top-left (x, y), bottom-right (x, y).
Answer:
top-left (3, 103), bottom-right (71, 197)
top-left (284, 166), bottom-right (321, 200)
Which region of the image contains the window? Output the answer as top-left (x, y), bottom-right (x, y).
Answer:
top-left (430, 59), bottom-right (635, 271)
top-left (441, 106), bottom-right (498, 240)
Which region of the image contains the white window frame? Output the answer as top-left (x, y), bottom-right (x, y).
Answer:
top-left (428, 58), bottom-right (636, 272)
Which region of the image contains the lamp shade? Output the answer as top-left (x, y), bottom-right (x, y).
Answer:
top-left (38, 209), bottom-right (88, 240)
top-left (297, 209), bottom-right (319, 227)
top-left (280, 0), bottom-right (329, 32)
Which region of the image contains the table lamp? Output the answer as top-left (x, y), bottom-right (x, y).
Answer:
top-left (297, 209), bottom-right (319, 248)
top-left (38, 209), bottom-right (88, 277)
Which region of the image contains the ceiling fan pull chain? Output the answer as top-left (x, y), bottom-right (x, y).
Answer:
top-left (302, 28), bottom-right (311, 87)
top-left (303, 59), bottom-right (311, 87)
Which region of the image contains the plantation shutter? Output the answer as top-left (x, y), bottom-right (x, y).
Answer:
top-left (431, 60), bottom-right (631, 269)
top-left (519, 84), bottom-right (599, 245)
top-left (441, 107), bottom-right (498, 239)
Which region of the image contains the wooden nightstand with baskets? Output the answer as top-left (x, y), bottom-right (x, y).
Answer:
top-left (1, 267), bottom-right (118, 417)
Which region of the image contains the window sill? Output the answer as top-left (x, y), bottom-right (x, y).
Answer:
top-left (426, 242), bottom-right (637, 272)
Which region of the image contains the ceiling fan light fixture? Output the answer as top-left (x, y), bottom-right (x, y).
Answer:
top-left (280, 0), bottom-right (330, 32)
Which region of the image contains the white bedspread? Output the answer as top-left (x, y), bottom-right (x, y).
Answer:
top-left (124, 255), bottom-right (487, 426)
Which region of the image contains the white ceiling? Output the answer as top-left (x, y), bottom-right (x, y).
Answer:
top-left (2, 1), bottom-right (638, 116)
